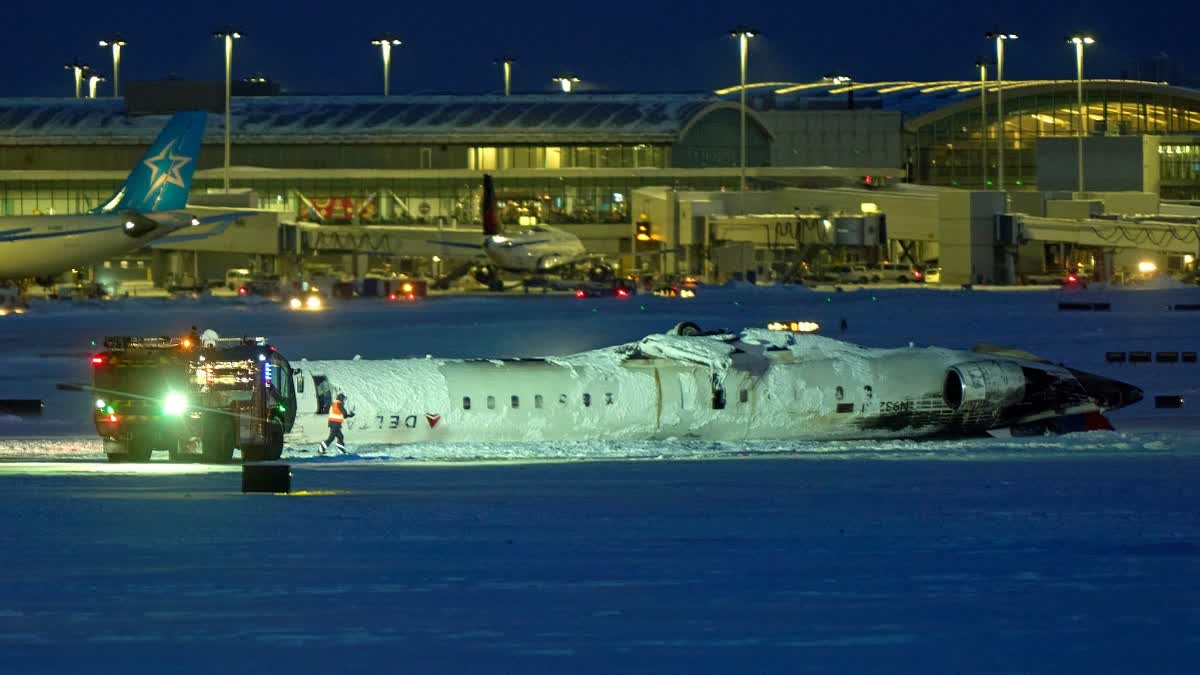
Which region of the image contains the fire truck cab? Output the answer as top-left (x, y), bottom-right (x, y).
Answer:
top-left (91, 334), bottom-right (297, 463)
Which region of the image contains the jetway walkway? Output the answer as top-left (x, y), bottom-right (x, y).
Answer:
top-left (1013, 215), bottom-right (1200, 254)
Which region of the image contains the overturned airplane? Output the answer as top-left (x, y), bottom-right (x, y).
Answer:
top-left (286, 323), bottom-right (1143, 447)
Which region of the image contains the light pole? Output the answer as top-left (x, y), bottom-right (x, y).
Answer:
top-left (1068, 34), bottom-right (1095, 194)
top-left (213, 26), bottom-right (242, 193)
top-left (371, 34), bottom-right (402, 96)
top-left (985, 31), bottom-right (1017, 191)
top-left (64, 59), bottom-right (89, 99)
top-left (98, 35), bottom-right (126, 97)
top-left (86, 72), bottom-right (106, 98)
top-left (823, 73), bottom-right (853, 109)
top-left (494, 56), bottom-right (516, 96)
top-left (552, 75), bottom-right (580, 93)
top-left (729, 26), bottom-right (758, 211)
top-left (976, 58), bottom-right (988, 188)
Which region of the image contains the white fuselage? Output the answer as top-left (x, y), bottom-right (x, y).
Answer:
top-left (285, 331), bottom-right (1096, 446)
top-left (483, 226), bottom-right (588, 273)
top-left (0, 212), bottom-right (193, 280)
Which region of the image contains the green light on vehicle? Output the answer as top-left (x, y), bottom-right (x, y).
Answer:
top-left (104, 405), bottom-right (114, 415)
top-left (163, 391), bottom-right (188, 416)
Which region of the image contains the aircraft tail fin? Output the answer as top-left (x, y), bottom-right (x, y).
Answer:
top-left (92, 111), bottom-right (207, 215)
top-left (482, 173), bottom-right (500, 236)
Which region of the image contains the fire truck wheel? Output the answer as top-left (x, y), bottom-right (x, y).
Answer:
top-left (242, 418), bottom-right (284, 462)
top-left (265, 418), bottom-right (285, 461)
top-left (201, 417), bottom-right (235, 464)
top-left (107, 436), bottom-right (152, 463)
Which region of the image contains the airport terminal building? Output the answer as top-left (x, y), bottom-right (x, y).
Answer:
top-left (0, 77), bottom-right (1198, 287)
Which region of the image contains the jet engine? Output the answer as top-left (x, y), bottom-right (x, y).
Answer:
top-left (942, 360), bottom-right (1026, 412)
top-left (120, 211), bottom-right (158, 238)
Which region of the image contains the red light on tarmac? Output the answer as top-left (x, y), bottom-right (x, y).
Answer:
top-left (616, 288), bottom-right (630, 298)
top-left (575, 290), bottom-right (586, 299)
top-left (406, 293), bottom-right (415, 301)
top-left (388, 293), bottom-right (397, 301)
top-left (90, 355), bottom-right (105, 366)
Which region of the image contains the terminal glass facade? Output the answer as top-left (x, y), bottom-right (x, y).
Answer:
top-left (1159, 141), bottom-right (1200, 199)
top-left (911, 86), bottom-right (1200, 190)
top-left (467, 145), bottom-right (669, 170)
top-left (0, 173), bottom-right (738, 225)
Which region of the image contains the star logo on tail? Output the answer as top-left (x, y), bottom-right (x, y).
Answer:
top-left (142, 139), bottom-right (193, 195)
top-left (425, 413), bottom-right (441, 429)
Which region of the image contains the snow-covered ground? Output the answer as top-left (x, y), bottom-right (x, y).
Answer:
top-left (1, 285), bottom-right (1199, 672)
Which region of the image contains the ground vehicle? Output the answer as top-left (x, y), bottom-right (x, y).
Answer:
top-left (574, 278), bottom-right (636, 298)
top-left (225, 268), bottom-right (252, 290)
top-left (833, 264), bottom-right (870, 284)
top-left (869, 262), bottom-right (924, 283)
top-left (91, 334), bottom-right (297, 463)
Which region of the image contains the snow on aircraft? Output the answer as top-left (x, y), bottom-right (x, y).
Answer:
top-left (0, 111), bottom-right (252, 283)
top-left (430, 174), bottom-right (598, 290)
top-left (285, 322), bottom-right (1143, 447)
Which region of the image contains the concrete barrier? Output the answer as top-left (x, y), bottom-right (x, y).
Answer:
top-left (1058, 302), bottom-right (1111, 311)
top-left (1154, 395), bottom-right (1184, 409)
top-left (0, 399), bottom-right (42, 415)
top-left (242, 464), bottom-right (291, 494)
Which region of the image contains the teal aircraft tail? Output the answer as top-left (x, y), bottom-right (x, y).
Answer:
top-left (91, 111), bottom-right (207, 214)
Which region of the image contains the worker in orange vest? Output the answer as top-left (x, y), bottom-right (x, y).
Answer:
top-left (319, 393), bottom-right (355, 455)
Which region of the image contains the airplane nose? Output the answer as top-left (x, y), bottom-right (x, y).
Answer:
top-left (1070, 368), bottom-right (1144, 410)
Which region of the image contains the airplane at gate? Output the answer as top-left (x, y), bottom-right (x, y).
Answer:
top-left (0, 111), bottom-right (251, 282)
top-left (285, 323), bottom-right (1143, 447)
top-left (429, 174), bottom-right (591, 288)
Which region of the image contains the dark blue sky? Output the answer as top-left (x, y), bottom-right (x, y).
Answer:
top-left (12, 0), bottom-right (1198, 97)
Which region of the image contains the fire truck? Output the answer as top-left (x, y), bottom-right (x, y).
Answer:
top-left (90, 334), bottom-right (297, 463)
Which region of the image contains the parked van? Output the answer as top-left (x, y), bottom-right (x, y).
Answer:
top-left (225, 268), bottom-right (252, 290)
top-left (869, 262), bottom-right (924, 283)
top-left (833, 264), bottom-right (871, 284)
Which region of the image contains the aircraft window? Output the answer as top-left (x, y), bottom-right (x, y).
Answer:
top-left (583, 393), bottom-right (591, 407)
top-left (487, 395), bottom-right (496, 410)
top-left (535, 395), bottom-right (543, 409)
top-left (739, 390), bottom-right (749, 403)
top-left (313, 375), bottom-right (332, 414)
top-left (605, 392), bottom-right (614, 405)
top-left (463, 396), bottom-right (471, 410)
top-left (558, 394), bottom-right (567, 405)
top-left (864, 386), bottom-right (873, 401)
top-left (511, 395), bottom-right (520, 409)
top-left (835, 386), bottom-right (844, 401)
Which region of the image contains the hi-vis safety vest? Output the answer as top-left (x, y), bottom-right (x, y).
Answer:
top-left (328, 401), bottom-right (346, 424)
